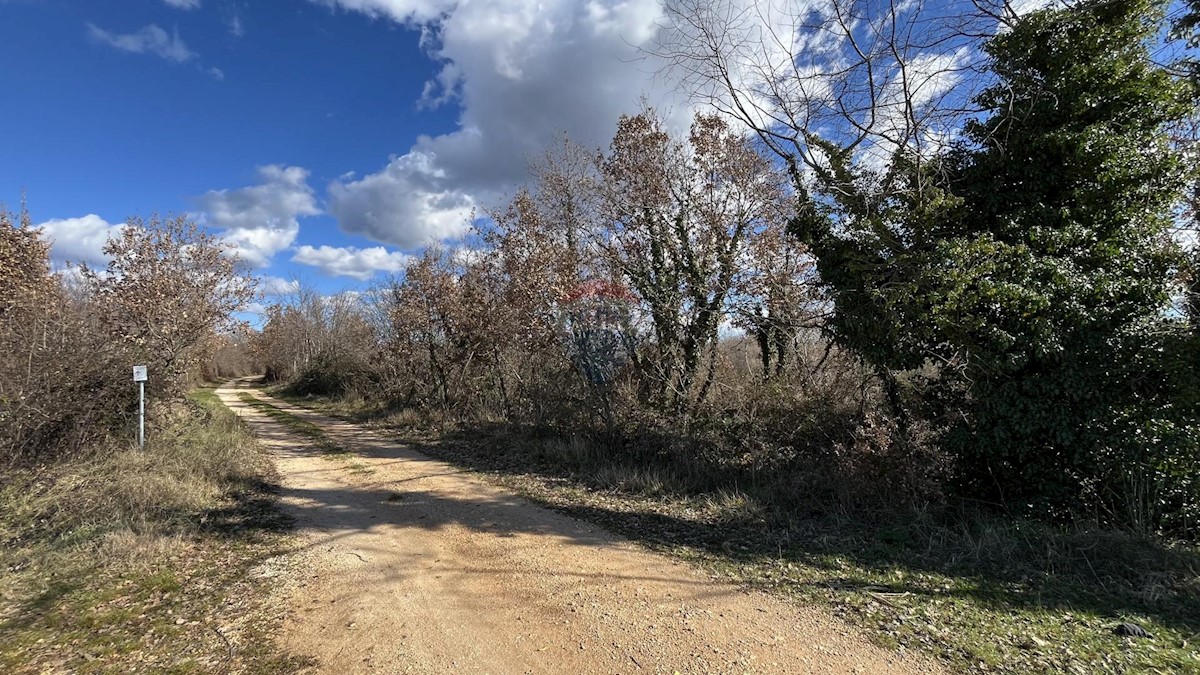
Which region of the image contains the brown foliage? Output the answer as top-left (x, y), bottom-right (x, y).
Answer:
top-left (255, 281), bottom-right (378, 396)
top-left (0, 205), bottom-right (108, 460)
top-left (203, 329), bottom-right (261, 381)
top-left (596, 111), bottom-right (806, 410)
top-left (81, 215), bottom-right (255, 399)
top-left (0, 211), bottom-right (256, 464)
top-left (254, 111), bottom-right (941, 509)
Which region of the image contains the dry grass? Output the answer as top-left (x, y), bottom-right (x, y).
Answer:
top-left (534, 435), bottom-right (606, 471)
top-left (0, 387), bottom-right (304, 673)
top-left (236, 393), bottom-right (346, 455)
top-left (2, 395), bottom-right (265, 552)
top-left (594, 464), bottom-right (676, 496)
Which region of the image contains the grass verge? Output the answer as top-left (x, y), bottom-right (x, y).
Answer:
top-left (236, 393), bottom-right (346, 456)
top-left (0, 386), bottom-right (308, 674)
top-left (274, 391), bottom-right (1200, 675)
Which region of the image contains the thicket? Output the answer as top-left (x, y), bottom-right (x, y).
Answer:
top-left (258, 0), bottom-right (1200, 537)
top-left (255, 114), bottom-right (946, 519)
top-left (0, 210), bottom-right (256, 464)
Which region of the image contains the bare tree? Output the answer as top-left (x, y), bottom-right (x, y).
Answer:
top-left (256, 279), bottom-right (378, 395)
top-left (656, 0), bottom-right (990, 199)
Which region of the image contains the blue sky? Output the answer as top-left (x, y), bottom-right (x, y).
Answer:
top-left (1, 0), bottom-right (686, 303)
top-left (2, 0), bottom-right (1009, 312)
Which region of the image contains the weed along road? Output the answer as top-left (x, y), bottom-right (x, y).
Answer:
top-left (217, 378), bottom-right (942, 674)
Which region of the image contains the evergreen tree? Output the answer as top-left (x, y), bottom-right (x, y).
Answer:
top-left (793, 0), bottom-right (1198, 529)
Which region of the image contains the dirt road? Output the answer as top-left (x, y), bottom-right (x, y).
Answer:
top-left (217, 380), bottom-right (943, 674)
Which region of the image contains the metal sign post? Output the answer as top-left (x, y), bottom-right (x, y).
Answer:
top-left (133, 366), bottom-right (147, 449)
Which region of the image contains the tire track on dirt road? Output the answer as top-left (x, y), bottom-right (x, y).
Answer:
top-left (217, 378), bottom-right (944, 674)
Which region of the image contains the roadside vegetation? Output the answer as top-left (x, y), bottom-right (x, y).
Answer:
top-left (6, 0), bottom-right (1200, 672)
top-left (0, 210), bottom-right (297, 671)
top-left (257, 1), bottom-right (1200, 672)
top-left (0, 388), bottom-right (304, 673)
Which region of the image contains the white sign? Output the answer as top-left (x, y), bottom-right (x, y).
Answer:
top-left (133, 365), bottom-right (148, 382)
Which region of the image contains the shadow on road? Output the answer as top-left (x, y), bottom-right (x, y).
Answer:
top-left (228, 381), bottom-right (1200, 644)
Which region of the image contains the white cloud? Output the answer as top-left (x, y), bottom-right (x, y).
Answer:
top-left (196, 165), bottom-right (320, 268)
top-left (660, 0), bottom-right (848, 135)
top-left (260, 275), bottom-right (301, 297)
top-left (221, 225), bottom-right (300, 269)
top-left (317, 0), bottom-right (691, 248)
top-left (292, 244), bottom-right (412, 280)
top-left (311, 0), bottom-right (448, 24)
top-left (242, 301), bottom-right (268, 315)
top-left (199, 166), bottom-right (319, 230)
top-left (163, 0), bottom-right (201, 9)
top-left (34, 214), bottom-right (125, 266)
top-left (328, 151), bottom-right (474, 248)
top-left (1004, 0), bottom-right (1064, 19)
top-left (86, 23), bottom-right (196, 63)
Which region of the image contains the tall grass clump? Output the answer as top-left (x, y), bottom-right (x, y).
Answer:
top-left (0, 390), bottom-right (268, 564)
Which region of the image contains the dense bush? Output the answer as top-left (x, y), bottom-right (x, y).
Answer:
top-left (254, 112), bottom-right (942, 512)
top-left (1, 207), bottom-right (123, 461)
top-left (0, 211), bottom-right (256, 464)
